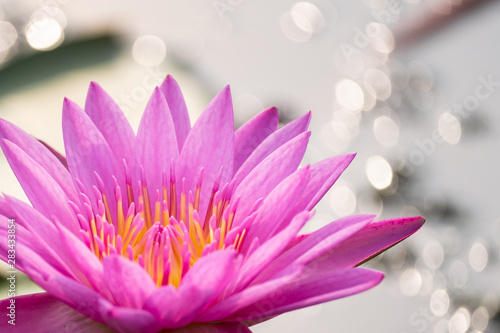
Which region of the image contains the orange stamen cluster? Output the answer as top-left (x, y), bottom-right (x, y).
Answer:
top-left (71, 164), bottom-right (247, 287)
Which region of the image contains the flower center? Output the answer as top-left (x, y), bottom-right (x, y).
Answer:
top-left (71, 163), bottom-right (246, 287)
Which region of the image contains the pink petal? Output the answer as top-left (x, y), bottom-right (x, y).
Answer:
top-left (311, 216), bottom-right (426, 269)
top-left (54, 218), bottom-right (104, 290)
top-left (233, 111), bottom-right (311, 188)
top-left (177, 86), bottom-right (234, 216)
top-left (62, 98), bottom-right (125, 223)
top-left (244, 167), bottom-right (310, 244)
top-left (233, 107), bottom-right (279, 172)
top-left (0, 119), bottom-right (78, 203)
top-left (0, 195), bottom-right (14, 219)
top-left (102, 255), bottom-right (156, 309)
top-left (5, 196), bottom-right (98, 283)
top-left (85, 82), bottom-right (136, 164)
top-left (0, 293), bottom-right (112, 333)
top-left (0, 215), bottom-right (36, 272)
top-left (134, 87), bottom-right (179, 201)
top-left (236, 211), bottom-right (312, 291)
top-left (293, 153), bottom-right (356, 213)
top-left (142, 285), bottom-right (177, 324)
top-left (99, 300), bottom-right (162, 333)
top-left (231, 267), bottom-right (383, 322)
top-left (38, 139), bottom-right (68, 168)
top-left (0, 140), bottom-right (80, 234)
top-left (49, 274), bottom-right (110, 323)
top-left (232, 131), bottom-right (310, 225)
top-left (197, 264), bottom-right (303, 322)
top-left (160, 75), bottom-right (191, 150)
top-left (145, 250), bottom-right (238, 328)
top-left (256, 215), bottom-right (375, 283)
top-left (168, 323), bottom-right (251, 333)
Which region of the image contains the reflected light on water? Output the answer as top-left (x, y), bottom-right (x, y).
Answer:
top-left (335, 79), bottom-right (364, 111)
top-left (449, 307), bottom-right (470, 333)
top-left (430, 289), bottom-right (450, 317)
top-left (366, 22), bottom-right (394, 54)
top-left (399, 268), bottom-right (422, 296)
top-left (329, 182), bottom-right (356, 217)
top-left (438, 112), bottom-right (462, 145)
top-left (25, 17), bottom-right (64, 51)
top-left (280, 11), bottom-right (312, 42)
top-left (291, 2), bottom-right (326, 34)
top-left (373, 115), bottom-right (400, 147)
top-left (366, 155), bottom-right (393, 190)
top-left (132, 35), bottom-right (167, 67)
top-left (471, 306), bottom-right (489, 331)
top-left (423, 240), bottom-right (444, 270)
top-left (0, 21), bottom-right (17, 53)
top-left (469, 241), bottom-right (488, 272)
top-left (364, 68), bottom-right (391, 100)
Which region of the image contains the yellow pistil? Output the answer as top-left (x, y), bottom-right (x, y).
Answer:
top-left (82, 167), bottom-right (248, 288)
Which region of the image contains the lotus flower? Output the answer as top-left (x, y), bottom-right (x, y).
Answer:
top-left (0, 76), bottom-right (424, 333)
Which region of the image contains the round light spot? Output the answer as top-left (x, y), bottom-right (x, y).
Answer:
top-left (366, 22), bottom-right (394, 54)
top-left (364, 68), bottom-right (392, 100)
top-left (469, 242), bottom-right (488, 272)
top-left (471, 306), bottom-right (489, 331)
top-left (373, 115), bottom-right (400, 147)
top-left (132, 35), bottom-right (167, 67)
top-left (438, 112), bottom-right (461, 145)
top-left (449, 307), bottom-right (470, 333)
top-left (0, 21), bottom-right (17, 52)
top-left (25, 17), bottom-right (63, 51)
top-left (399, 268), bottom-right (422, 296)
top-left (329, 184), bottom-right (356, 217)
top-left (291, 2), bottom-right (326, 34)
top-left (430, 289), bottom-right (450, 317)
top-left (366, 155), bottom-right (393, 190)
top-left (280, 11), bottom-right (312, 42)
top-left (336, 79), bottom-right (364, 111)
top-left (423, 240), bottom-right (444, 270)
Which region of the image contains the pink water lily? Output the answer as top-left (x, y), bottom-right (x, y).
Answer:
top-left (0, 76), bottom-right (424, 333)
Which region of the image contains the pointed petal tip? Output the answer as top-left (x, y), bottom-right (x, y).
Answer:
top-left (372, 269), bottom-right (385, 285)
top-left (62, 97), bottom-right (78, 112)
top-left (87, 81), bottom-right (104, 96)
top-left (89, 81), bottom-right (99, 89)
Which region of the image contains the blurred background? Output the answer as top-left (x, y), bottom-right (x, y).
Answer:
top-left (0, 0), bottom-right (499, 332)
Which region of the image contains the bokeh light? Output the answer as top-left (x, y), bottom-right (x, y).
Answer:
top-left (25, 17), bottom-right (64, 51)
top-left (132, 35), bottom-right (167, 67)
top-left (366, 155), bottom-right (393, 190)
top-left (399, 268), bottom-right (422, 296)
top-left (335, 79), bottom-right (365, 111)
